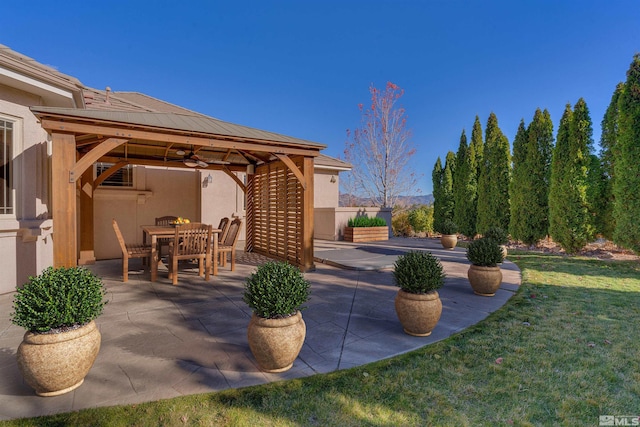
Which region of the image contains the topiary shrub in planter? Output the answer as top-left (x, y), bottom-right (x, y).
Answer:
top-left (12, 267), bottom-right (107, 396)
top-left (466, 237), bottom-right (504, 297)
top-left (243, 261), bottom-right (310, 372)
top-left (393, 251), bottom-right (446, 336)
top-left (439, 219), bottom-right (458, 249)
top-left (483, 226), bottom-right (508, 245)
top-left (344, 215), bottom-right (389, 242)
top-left (483, 226), bottom-right (509, 259)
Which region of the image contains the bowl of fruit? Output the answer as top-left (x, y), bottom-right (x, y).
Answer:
top-left (170, 217), bottom-right (191, 226)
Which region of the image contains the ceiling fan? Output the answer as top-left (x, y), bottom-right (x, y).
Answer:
top-left (175, 147), bottom-right (230, 168)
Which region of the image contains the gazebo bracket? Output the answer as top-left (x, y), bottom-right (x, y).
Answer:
top-left (69, 137), bottom-right (129, 183)
top-left (222, 167), bottom-right (247, 193)
top-left (274, 153), bottom-right (306, 190)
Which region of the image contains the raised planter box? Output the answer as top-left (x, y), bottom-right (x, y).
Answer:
top-left (344, 226), bottom-right (389, 242)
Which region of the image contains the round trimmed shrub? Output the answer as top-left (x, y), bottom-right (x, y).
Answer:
top-left (393, 251), bottom-right (446, 294)
top-left (466, 237), bottom-right (504, 267)
top-left (12, 267), bottom-right (107, 333)
top-left (439, 219), bottom-right (458, 235)
top-left (483, 226), bottom-right (508, 245)
top-left (243, 261), bottom-right (311, 319)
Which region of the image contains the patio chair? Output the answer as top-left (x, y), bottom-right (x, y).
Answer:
top-left (217, 217), bottom-right (230, 245)
top-left (112, 219), bottom-right (152, 282)
top-left (167, 223), bottom-right (212, 285)
top-left (155, 215), bottom-right (178, 256)
top-left (215, 218), bottom-right (242, 272)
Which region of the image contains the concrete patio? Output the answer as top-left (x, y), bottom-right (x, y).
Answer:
top-left (0, 237), bottom-right (520, 421)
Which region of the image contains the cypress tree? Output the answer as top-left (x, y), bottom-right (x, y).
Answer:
top-left (613, 54), bottom-right (640, 253)
top-left (571, 98), bottom-right (596, 245)
top-left (596, 83), bottom-right (624, 239)
top-left (601, 83), bottom-right (623, 181)
top-left (509, 119), bottom-right (529, 242)
top-left (432, 157), bottom-right (444, 232)
top-left (453, 130), bottom-right (476, 237)
top-left (586, 153), bottom-right (610, 238)
top-left (549, 104), bottom-right (572, 247)
top-left (477, 112), bottom-right (511, 233)
top-left (522, 108), bottom-right (554, 244)
top-left (452, 130), bottom-right (466, 228)
top-left (442, 151), bottom-right (456, 224)
top-left (467, 116), bottom-right (484, 237)
top-left (470, 115), bottom-right (484, 184)
top-left (549, 99), bottom-right (594, 253)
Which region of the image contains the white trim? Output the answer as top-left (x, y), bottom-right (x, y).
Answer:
top-left (314, 165), bottom-right (351, 172)
top-left (0, 66), bottom-right (74, 100)
top-left (0, 113), bottom-right (21, 219)
top-left (0, 218), bottom-right (20, 231)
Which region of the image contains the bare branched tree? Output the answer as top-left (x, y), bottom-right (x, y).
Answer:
top-left (338, 168), bottom-right (359, 207)
top-left (344, 82), bottom-right (418, 208)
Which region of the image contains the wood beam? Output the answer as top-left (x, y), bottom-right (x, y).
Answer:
top-left (301, 156), bottom-right (315, 271)
top-left (163, 142), bottom-right (176, 159)
top-left (79, 168), bottom-right (96, 265)
top-left (51, 132), bottom-right (78, 267)
top-left (222, 149), bottom-right (232, 161)
top-left (222, 167), bottom-right (246, 193)
top-left (240, 150), bottom-right (270, 163)
top-left (70, 138), bottom-right (128, 182)
top-left (40, 119), bottom-right (321, 157)
top-left (96, 156), bottom-right (248, 172)
top-left (274, 153), bottom-right (307, 190)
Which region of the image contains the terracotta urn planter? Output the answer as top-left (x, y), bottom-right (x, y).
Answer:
top-left (17, 321), bottom-right (101, 396)
top-left (247, 311), bottom-right (306, 373)
top-left (500, 245), bottom-right (508, 260)
top-left (440, 234), bottom-right (457, 250)
top-left (394, 290), bottom-right (442, 336)
top-left (467, 265), bottom-right (503, 296)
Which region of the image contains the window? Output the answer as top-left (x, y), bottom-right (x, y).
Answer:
top-left (96, 162), bottom-right (134, 187)
top-left (0, 119), bottom-right (13, 214)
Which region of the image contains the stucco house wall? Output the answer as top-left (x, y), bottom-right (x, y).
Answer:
top-left (314, 169), bottom-right (339, 208)
top-left (93, 166), bottom-right (201, 260)
top-left (0, 44), bottom-right (86, 293)
top-left (0, 86), bottom-right (66, 293)
top-left (199, 169), bottom-right (247, 243)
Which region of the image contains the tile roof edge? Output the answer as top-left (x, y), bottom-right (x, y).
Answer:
top-left (0, 43), bottom-right (85, 91)
top-left (114, 91), bottom-right (214, 118)
top-left (83, 87), bottom-right (156, 112)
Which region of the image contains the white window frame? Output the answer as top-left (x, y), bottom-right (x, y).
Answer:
top-left (95, 162), bottom-right (134, 188)
top-left (0, 114), bottom-right (19, 218)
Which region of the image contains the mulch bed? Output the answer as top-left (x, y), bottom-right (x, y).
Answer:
top-left (506, 237), bottom-right (639, 262)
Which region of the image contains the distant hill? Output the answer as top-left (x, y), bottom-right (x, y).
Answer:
top-left (339, 193), bottom-right (433, 208)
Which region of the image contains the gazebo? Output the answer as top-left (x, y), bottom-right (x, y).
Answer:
top-left (31, 107), bottom-right (324, 271)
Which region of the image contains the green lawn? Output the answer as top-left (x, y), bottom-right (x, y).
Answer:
top-left (3, 252), bottom-right (639, 426)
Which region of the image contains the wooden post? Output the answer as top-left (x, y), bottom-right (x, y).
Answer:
top-left (51, 132), bottom-right (78, 268)
top-left (78, 167), bottom-right (96, 265)
top-left (301, 156), bottom-right (315, 271)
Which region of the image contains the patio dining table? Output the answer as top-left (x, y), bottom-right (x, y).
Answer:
top-left (142, 225), bottom-right (221, 282)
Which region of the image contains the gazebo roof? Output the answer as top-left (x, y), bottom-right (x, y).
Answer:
top-left (31, 106), bottom-right (325, 148)
top-left (31, 106), bottom-right (326, 170)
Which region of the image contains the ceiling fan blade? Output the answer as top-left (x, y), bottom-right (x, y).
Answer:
top-left (207, 159), bottom-right (231, 165)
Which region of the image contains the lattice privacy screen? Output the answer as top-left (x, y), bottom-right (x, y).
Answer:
top-left (246, 156), bottom-right (306, 266)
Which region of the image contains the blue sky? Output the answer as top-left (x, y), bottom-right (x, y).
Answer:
top-left (3, 1), bottom-right (639, 194)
